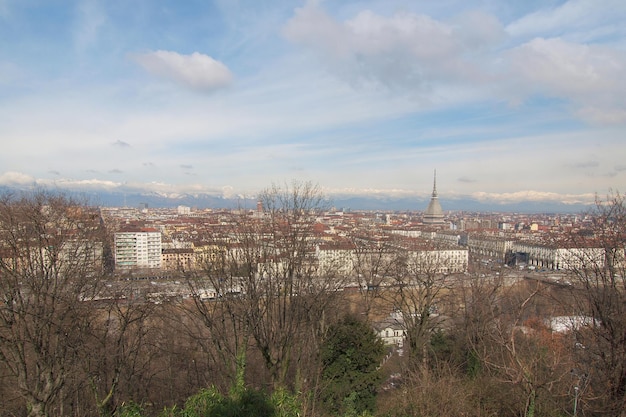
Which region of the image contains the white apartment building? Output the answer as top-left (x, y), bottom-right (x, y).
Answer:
top-left (511, 241), bottom-right (604, 270)
top-left (177, 205), bottom-right (191, 216)
top-left (316, 242), bottom-right (357, 277)
top-left (114, 228), bottom-right (162, 269)
top-left (405, 247), bottom-right (469, 274)
top-left (467, 235), bottom-right (514, 259)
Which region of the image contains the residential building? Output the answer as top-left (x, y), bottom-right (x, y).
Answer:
top-left (162, 248), bottom-right (195, 271)
top-left (114, 228), bottom-right (162, 269)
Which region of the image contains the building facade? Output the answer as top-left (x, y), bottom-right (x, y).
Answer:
top-left (114, 228), bottom-right (162, 269)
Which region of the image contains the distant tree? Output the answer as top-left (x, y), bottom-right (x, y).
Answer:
top-left (0, 191), bottom-right (106, 417)
top-left (319, 314), bottom-right (385, 416)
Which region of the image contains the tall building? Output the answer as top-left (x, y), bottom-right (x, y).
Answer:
top-left (114, 228), bottom-right (162, 269)
top-left (423, 170), bottom-right (445, 225)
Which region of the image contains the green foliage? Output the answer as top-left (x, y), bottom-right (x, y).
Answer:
top-left (157, 385), bottom-right (302, 417)
top-left (320, 315), bottom-right (385, 416)
top-left (429, 329), bottom-right (454, 361)
top-left (115, 401), bottom-right (144, 417)
top-left (341, 392), bottom-right (375, 417)
top-left (271, 388), bottom-right (302, 417)
top-left (163, 386), bottom-right (272, 417)
top-left (181, 387), bottom-right (229, 417)
top-left (465, 348), bottom-right (482, 378)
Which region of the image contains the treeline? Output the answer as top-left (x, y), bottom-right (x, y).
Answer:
top-left (0, 185), bottom-right (625, 417)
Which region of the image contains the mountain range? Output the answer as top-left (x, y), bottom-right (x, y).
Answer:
top-left (0, 185), bottom-right (595, 214)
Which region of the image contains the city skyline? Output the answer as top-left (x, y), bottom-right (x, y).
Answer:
top-left (1, 0), bottom-right (625, 208)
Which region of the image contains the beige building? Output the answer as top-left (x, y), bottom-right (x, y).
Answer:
top-left (162, 248), bottom-right (195, 271)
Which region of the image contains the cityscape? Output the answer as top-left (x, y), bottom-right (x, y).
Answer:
top-left (105, 174), bottom-right (599, 280)
top-left (1, 176), bottom-right (624, 417)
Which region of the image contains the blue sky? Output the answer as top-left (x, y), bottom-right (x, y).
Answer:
top-left (1, 0), bottom-right (625, 206)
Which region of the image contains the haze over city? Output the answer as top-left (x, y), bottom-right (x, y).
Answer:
top-left (1, 0), bottom-right (625, 209)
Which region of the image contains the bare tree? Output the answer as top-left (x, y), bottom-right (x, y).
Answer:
top-left (350, 232), bottom-right (397, 320)
top-left (0, 191), bottom-right (105, 417)
top-left (187, 181), bottom-right (344, 393)
top-left (453, 273), bottom-right (574, 417)
top-left (559, 191), bottom-right (626, 416)
top-left (250, 181), bottom-right (344, 389)
top-left (185, 262), bottom-right (253, 390)
top-left (455, 271), bottom-right (504, 375)
top-left (81, 292), bottom-right (156, 416)
top-left (387, 239), bottom-right (455, 373)
top-left (485, 282), bottom-right (571, 417)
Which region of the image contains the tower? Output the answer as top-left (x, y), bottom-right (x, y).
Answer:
top-left (423, 170), bottom-right (445, 225)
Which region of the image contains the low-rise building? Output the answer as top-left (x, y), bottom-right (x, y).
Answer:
top-left (162, 248), bottom-right (195, 271)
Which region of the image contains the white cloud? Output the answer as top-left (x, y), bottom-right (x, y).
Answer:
top-left (0, 171), bottom-right (35, 186)
top-left (507, 38), bottom-right (623, 96)
top-left (283, 3), bottom-right (626, 125)
top-left (0, 173), bottom-right (229, 197)
top-left (0, 169), bottom-right (606, 208)
top-left (576, 107), bottom-right (626, 125)
top-left (506, 0), bottom-right (626, 41)
top-left (470, 190), bottom-right (596, 205)
top-left (74, 0), bottom-right (106, 51)
top-left (283, 3), bottom-right (504, 91)
top-left (40, 178), bottom-right (122, 190)
top-left (505, 38), bottom-right (626, 124)
top-left (133, 50), bottom-right (233, 91)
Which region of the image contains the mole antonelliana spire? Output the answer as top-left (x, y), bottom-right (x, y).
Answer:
top-left (423, 170), bottom-right (445, 225)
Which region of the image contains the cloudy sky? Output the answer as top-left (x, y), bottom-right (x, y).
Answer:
top-left (1, 0), bottom-right (625, 206)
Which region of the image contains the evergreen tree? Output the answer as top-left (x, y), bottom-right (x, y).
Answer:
top-left (320, 315), bottom-right (385, 416)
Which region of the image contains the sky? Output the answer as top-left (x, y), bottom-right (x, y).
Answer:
top-left (1, 0), bottom-right (625, 207)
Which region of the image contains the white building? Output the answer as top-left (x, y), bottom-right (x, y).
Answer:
top-left (511, 241), bottom-right (604, 270)
top-left (114, 228), bottom-right (162, 269)
top-left (405, 247), bottom-right (469, 274)
top-left (177, 205), bottom-right (191, 216)
top-left (375, 318), bottom-right (406, 346)
top-left (316, 242), bottom-right (356, 277)
top-left (467, 235), bottom-right (514, 260)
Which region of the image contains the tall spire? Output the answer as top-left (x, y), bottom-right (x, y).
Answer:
top-left (423, 169), bottom-right (444, 225)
